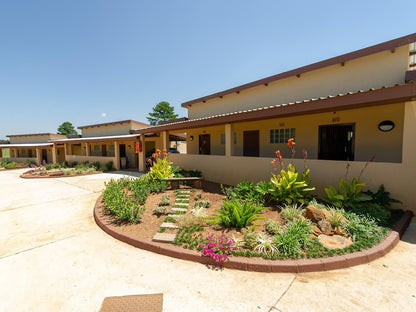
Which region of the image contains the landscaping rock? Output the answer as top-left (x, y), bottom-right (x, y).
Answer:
top-left (333, 226), bottom-right (348, 236)
top-left (318, 234), bottom-right (353, 250)
top-left (318, 219), bottom-right (333, 235)
top-left (305, 205), bottom-right (332, 222)
top-left (312, 225), bottom-right (323, 236)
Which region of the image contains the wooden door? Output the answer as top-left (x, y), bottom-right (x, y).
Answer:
top-left (198, 134), bottom-right (211, 155)
top-left (243, 130), bottom-right (260, 157)
top-left (319, 124), bottom-right (355, 161)
top-left (101, 144), bottom-right (107, 157)
top-left (119, 144), bottom-right (126, 157)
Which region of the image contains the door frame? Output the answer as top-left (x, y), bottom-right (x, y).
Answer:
top-left (318, 123), bottom-right (355, 161)
top-left (243, 130), bottom-right (260, 157)
top-left (198, 134), bottom-right (211, 155)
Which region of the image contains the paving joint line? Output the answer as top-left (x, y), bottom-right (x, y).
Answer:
top-left (268, 275), bottom-right (297, 312)
top-left (0, 192), bottom-right (97, 213)
top-left (0, 231), bottom-right (93, 260)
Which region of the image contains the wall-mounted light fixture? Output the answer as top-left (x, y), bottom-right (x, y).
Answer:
top-left (189, 135), bottom-right (194, 141)
top-left (378, 120), bottom-right (395, 132)
top-left (128, 145), bottom-right (132, 149)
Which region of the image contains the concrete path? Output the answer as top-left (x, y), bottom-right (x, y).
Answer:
top-left (0, 169), bottom-right (415, 312)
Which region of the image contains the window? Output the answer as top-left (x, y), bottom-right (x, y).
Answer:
top-left (94, 145), bottom-right (100, 151)
top-left (269, 128), bottom-right (295, 144)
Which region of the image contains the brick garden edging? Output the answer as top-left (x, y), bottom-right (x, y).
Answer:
top-left (93, 195), bottom-right (414, 272)
top-left (20, 171), bottom-right (103, 179)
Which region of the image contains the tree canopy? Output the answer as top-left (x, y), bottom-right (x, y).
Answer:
top-left (147, 101), bottom-right (178, 126)
top-left (57, 121), bottom-right (78, 136)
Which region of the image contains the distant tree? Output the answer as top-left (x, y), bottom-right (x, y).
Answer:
top-left (147, 101), bottom-right (178, 126)
top-left (57, 122), bottom-right (78, 136)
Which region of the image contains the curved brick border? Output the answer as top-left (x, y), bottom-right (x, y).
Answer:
top-left (94, 195), bottom-right (414, 272)
top-left (20, 171), bottom-right (103, 179)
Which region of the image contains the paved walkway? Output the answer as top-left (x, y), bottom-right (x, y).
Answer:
top-left (0, 169), bottom-right (415, 312)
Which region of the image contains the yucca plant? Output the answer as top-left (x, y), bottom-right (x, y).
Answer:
top-left (209, 199), bottom-right (265, 229)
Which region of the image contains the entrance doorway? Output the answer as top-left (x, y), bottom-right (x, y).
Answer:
top-left (319, 123), bottom-right (355, 161)
top-left (101, 144), bottom-right (107, 157)
top-left (41, 149), bottom-right (48, 163)
top-left (243, 130), bottom-right (260, 157)
top-left (199, 134), bottom-right (211, 155)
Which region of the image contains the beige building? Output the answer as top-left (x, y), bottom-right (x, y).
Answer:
top-left (0, 133), bottom-right (67, 165)
top-left (50, 119), bottom-right (186, 170)
top-left (130, 33), bottom-right (416, 212)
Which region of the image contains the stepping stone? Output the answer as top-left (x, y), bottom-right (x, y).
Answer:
top-left (171, 208), bottom-right (187, 213)
top-left (152, 233), bottom-right (176, 243)
top-left (167, 214), bottom-right (184, 218)
top-left (173, 203), bottom-right (188, 207)
top-left (160, 222), bottom-right (178, 229)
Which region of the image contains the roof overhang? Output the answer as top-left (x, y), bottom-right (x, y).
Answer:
top-left (0, 143), bottom-right (53, 148)
top-left (182, 33), bottom-right (416, 107)
top-left (133, 84), bottom-right (416, 134)
top-left (51, 134), bottom-right (141, 144)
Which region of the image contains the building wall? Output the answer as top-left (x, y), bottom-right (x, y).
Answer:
top-left (81, 122), bottom-right (148, 137)
top-left (10, 135), bottom-right (55, 144)
top-left (170, 101), bottom-right (416, 212)
top-left (186, 125), bottom-right (226, 156)
top-left (187, 46), bottom-right (409, 119)
top-left (184, 103), bottom-right (404, 163)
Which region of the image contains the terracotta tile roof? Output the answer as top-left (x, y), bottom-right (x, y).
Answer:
top-left (182, 33), bottom-right (416, 107)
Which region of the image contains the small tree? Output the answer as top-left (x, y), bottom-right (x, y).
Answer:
top-left (147, 101), bottom-right (178, 126)
top-left (57, 122), bottom-right (78, 136)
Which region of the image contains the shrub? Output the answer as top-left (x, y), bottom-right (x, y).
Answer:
top-left (158, 194), bottom-right (171, 206)
top-left (194, 192), bottom-right (202, 201)
top-left (365, 185), bottom-right (401, 208)
top-left (92, 162), bottom-right (102, 171)
top-left (103, 178), bottom-right (146, 222)
top-left (241, 226), bottom-right (258, 249)
top-left (4, 162), bottom-right (19, 168)
top-left (190, 207), bottom-right (207, 217)
top-left (264, 219), bottom-right (281, 235)
top-left (269, 164), bottom-right (315, 205)
top-left (193, 199), bottom-right (211, 209)
top-left (273, 219), bottom-right (313, 258)
top-left (221, 180), bottom-right (265, 204)
top-left (148, 157), bottom-right (174, 182)
top-left (280, 204), bottom-right (305, 222)
top-left (104, 161), bottom-right (113, 171)
top-left (24, 159), bottom-right (37, 166)
top-left (342, 212), bottom-right (388, 244)
top-left (153, 207), bottom-right (168, 216)
top-left (322, 177), bottom-right (372, 208)
top-left (209, 199), bottom-right (265, 229)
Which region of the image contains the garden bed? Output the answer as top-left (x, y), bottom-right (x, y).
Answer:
top-left (20, 168), bottom-right (103, 179)
top-left (94, 179), bottom-right (412, 272)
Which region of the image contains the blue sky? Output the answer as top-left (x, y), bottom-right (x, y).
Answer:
top-left (0, 1), bottom-right (415, 139)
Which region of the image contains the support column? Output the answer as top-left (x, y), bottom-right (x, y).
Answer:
top-left (114, 141), bottom-right (120, 170)
top-left (162, 130), bottom-right (169, 152)
top-left (225, 123), bottom-right (234, 157)
top-left (85, 143), bottom-right (90, 156)
top-left (35, 148), bottom-right (42, 166)
top-left (52, 144), bottom-right (57, 164)
top-left (138, 135), bottom-right (146, 172)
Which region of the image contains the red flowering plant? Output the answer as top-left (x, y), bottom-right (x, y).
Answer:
top-left (269, 139), bottom-right (315, 205)
top-left (198, 233), bottom-right (237, 264)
